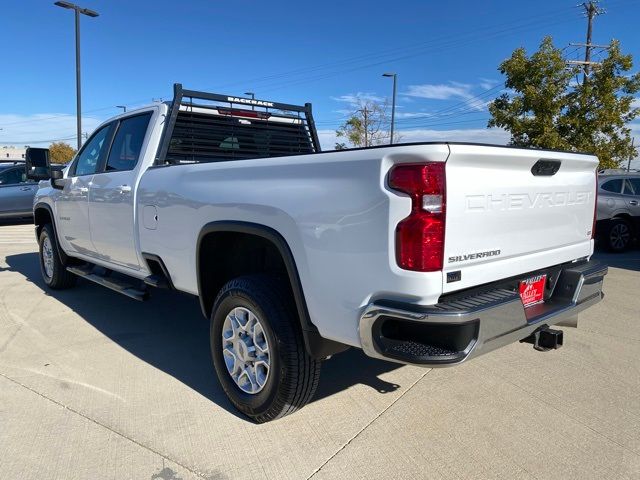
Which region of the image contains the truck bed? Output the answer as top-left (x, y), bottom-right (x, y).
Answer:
top-left (138, 141), bottom-right (598, 347)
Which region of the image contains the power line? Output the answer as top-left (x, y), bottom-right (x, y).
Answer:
top-left (566, 2), bottom-right (607, 80)
top-left (256, 15), bottom-right (583, 95)
top-left (6, 0), bottom-right (636, 141)
top-left (317, 84), bottom-right (503, 129)
top-left (0, 3), bottom-right (589, 132)
top-left (0, 135), bottom-right (77, 144)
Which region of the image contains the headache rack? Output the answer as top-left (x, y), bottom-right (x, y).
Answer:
top-left (156, 83), bottom-right (321, 165)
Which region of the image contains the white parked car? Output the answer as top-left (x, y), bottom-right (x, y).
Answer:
top-left (27, 84), bottom-right (607, 422)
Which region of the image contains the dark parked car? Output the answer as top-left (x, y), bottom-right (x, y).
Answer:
top-left (596, 172), bottom-right (640, 251)
top-left (0, 161), bottom-right (38, 219)
top-left (0, 161), bottom-right (66, 220)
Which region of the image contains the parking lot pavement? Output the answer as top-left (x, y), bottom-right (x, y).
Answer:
top-left (0, 222), bottom-right (638, 480)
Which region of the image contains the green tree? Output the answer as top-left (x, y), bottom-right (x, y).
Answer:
top-left (49, 141), bottom-right (76, 164)
top-left (488, 37), bottom-right (640, 169)
top-left (336, 98), bottom-right (390, 148)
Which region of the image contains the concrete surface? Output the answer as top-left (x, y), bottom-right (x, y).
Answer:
top-left (0, 221), bottom-right (638, 480)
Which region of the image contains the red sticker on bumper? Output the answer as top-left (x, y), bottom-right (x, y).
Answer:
top-left (519, 274), bottom-right (546, 307)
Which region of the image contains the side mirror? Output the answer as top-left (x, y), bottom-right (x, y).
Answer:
top-left (25, 147), bottom-right (52, 180)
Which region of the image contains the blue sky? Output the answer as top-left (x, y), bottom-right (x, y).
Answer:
top-left (1, 0), bottom-right (639, 163)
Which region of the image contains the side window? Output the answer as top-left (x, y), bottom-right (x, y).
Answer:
top-left (600, 179), bottom-right (623, 193)
top-left (105, 113), bottom-right (152, 172)
top-left (73, 124), bottom-right (113, 176)
top-left (623, 178), bottom-right (640, 196)
top-left (0, 168), bottom-right (23, 185)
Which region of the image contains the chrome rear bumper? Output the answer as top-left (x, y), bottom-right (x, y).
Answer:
top-left (359, 260), bottom-right (607, 366)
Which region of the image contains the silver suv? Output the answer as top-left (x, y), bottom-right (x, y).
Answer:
top-left (0, 161), bottom-right (37, 219)
top-left (597, 172), bottom-right (640, 251)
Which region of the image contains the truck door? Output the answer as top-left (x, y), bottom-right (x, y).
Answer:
top-left (88, 112), bottom-right (153, 270)
top-left (56, 122), bottom-right (115, 256)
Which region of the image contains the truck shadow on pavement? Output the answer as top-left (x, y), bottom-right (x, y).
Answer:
top-left (593, 248), bottom-right (640, 272)
top-left (4, 252), bottom-right (402, 419)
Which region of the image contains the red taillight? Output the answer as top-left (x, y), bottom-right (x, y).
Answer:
top-left (592, 171), bottom-right (598, 239)
top-left (389, 163), bottom-right (446, 272)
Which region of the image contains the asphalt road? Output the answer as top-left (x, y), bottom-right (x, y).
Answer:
top-left (1, 222), bottom-right (638, 480)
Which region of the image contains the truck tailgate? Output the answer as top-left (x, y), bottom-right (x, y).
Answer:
top-left (442, 144), bottom-right (598, 293)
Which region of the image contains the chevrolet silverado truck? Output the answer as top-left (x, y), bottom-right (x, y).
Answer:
top-left (26, 84), bottom-right (607, 423)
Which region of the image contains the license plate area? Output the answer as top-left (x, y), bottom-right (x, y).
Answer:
top-left (519, 274), bottom-right (547, 307)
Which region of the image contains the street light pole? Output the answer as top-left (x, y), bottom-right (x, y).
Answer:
top-left (383, 73), bottom-right (397, 144)
top-left (54, 1), bottom-right (99, 150)
top-left (74, 7), bottom-right (81, 150)
top-left (116, 105), bottom-right (127, 113)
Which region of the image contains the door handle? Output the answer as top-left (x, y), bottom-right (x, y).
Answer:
top-left (20, 186), bottom-right (32, 191)
top-left (117, 185), bottom-right (132, 194)
top-left (630, 200), bottom-right (639, 206)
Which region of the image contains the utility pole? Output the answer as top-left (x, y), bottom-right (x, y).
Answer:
top-left (362, 107), bottom-right (369, 148)
top-left (568, 2), bottom-right (605, 84)
top-left (628, 137), bottom-right (636, 173)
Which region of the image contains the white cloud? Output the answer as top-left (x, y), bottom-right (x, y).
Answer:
top-left (403, 83), bottom-right (473, 101)
top-left (0, 113), bottom-right (103, 147)
top-left (479, 78), bottom-right (499, 90)
top-left (318, 129), bottom-right (340, 149)
top-left (331, 92), bottom-right (386, 107)
top-left (398, 127), bottom-right (509, 144)
top-left (629, 122), bottom-right (640, 170)
top-left (401, 82), bottom-right (489, 111)
top-left (394, 112), bottom-right (433, 119)
top-left (632, 98), bottom-right (640, 109)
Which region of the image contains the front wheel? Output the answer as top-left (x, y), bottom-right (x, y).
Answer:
top-left (38, 224), bottom-right (77, 289)
top-left (210, 274), bottom-right (321, 423)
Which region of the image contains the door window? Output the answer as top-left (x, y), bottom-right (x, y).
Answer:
top-left (73, 124), bottom-right (114, 176)
top-left (623, 178), bottom-right (640, 196)
top-left (600, 179), bottom-right (623, 193)
top-left (105, 113), bottom-right (152, 172)
top-left (0, 168), bottom-right (24, 185)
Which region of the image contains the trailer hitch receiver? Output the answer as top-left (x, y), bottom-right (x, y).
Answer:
top-left (520, 327), bottom-right (563, 352)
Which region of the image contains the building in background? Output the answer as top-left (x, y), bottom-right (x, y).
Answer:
top-left (0, 146), bottom-right (26, 161)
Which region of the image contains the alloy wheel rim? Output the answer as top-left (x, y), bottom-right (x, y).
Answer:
top-left (221, 307), bottom-right (271, 394)
top-left (42, 236), bottom-right (54, 279)
top-left (610, 223), bottom-right (630, 249)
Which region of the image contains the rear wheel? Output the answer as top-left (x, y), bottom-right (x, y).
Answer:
top-left (607, 218), bottom-right (632, 252)
top-left (210, 274), bottom-right (321, 423)
top-left (38, 224), bottom-right (77, 289)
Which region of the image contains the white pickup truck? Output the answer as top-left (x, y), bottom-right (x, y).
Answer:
top-left (27, 84), bottom-right (607, 423)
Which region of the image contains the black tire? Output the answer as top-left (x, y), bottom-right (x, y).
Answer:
top-left (210, 274), bottom-right (321, 423)
top-left (38, 224), bottom-right (77, 289)
top-left (606, 218), bottom-right (632, 253)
